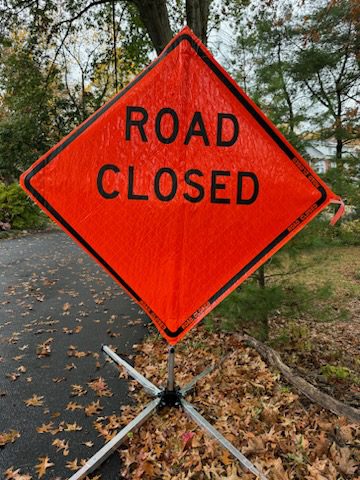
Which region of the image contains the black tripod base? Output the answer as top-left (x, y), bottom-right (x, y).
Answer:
top-left (158, 386), bottom-right (182, 408)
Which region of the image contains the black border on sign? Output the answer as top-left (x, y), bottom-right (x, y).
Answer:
top-left (24, 33), bottom-right (327, 339)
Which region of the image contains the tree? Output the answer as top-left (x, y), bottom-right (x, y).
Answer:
top-left (0, 34), bottom-right (64, 181)
top-left (291, 0), bottom-right (360, 166)
top-left (0, 1), bottom-right (237, 60)
top-left (231, 6), bottom-right (304, 148)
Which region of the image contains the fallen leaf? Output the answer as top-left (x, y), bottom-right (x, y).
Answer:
top-left (24, 395), bottom-right (44, 407)
top-left (66, 401), bottom-right (83, 411)
top-left (66, 458), bottom-right (80, 471)
top-left (36, 422), bottom-right (54, 434)
top-left (35, 456), bottom-right (54, 479)
top-left (52, 438), bottom-right (70, 456)
top-left (82, 441), bottom-right (94, 448)
top-left (0, 430), bottom-right (20, 446)
top-left (36, 338), bottom-right (53, 357)
top-left (63, 302), bottom-right (71, 312)
top-left (88, 377), bottom-right (113, 397)
top-left (71, 384), bottom-right (87, 397)
top-left (4, 467), bottom-right (32, 479)
top-left (85, 400), bottom-right (103, 417)
top-left (64, 422), bottom-right (83, 432)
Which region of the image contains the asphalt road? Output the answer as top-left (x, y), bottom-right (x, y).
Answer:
top-left (0, 231), bottom-right (150, 479)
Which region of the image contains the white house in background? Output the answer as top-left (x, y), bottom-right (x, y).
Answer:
top-left (304, 139), bottom-right (360, 174)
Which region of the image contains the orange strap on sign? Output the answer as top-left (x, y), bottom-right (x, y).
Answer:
top-left (329, 199), bottom-right (346, 225)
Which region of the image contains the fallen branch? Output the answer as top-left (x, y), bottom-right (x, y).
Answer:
top-left (238, 333), bottom-right (360, 424)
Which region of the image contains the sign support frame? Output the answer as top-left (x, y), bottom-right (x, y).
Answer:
top-left (68, 345), bottom-right (268, 480)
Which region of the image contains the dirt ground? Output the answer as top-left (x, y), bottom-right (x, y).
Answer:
top-left (269, 246), bottom-right (360, 408)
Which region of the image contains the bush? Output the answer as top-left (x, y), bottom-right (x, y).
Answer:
top-left (0, 182), bottom-right (47, 230)
top-left (290, 216), bottom-right (360, 248)
top-left (208, 281), bottom-right (284, 340)
top-left (337, 219), bottom-right (360, 245)
top-left (320, 364), bottom-right (351, 382)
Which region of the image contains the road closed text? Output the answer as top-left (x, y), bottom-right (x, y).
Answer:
top-left (96, 106), bottom-right (259, 205)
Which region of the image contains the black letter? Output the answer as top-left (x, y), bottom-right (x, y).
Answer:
top-left (97, 164), bottom-right (119, 199)
top-left (155, 108), bottom-right (179, 144)
top-left (128, 166), bottom-right (148, 200)
top-left (237, 172), bottom-right (259, 204)
top-left (184, 169), bottom-right (204, 203)
top-left (184, 112), bottom-right (210, 146)
top-left (125, 106), bottom-right (148, 141)
top-left (217, 113), bottom-right (239, 147)
top-left (154, 168), bottom-right (178, 202)
top-left (211, 171), bottom-right (230, 204)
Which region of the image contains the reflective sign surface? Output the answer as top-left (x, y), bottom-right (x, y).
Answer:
top-left (20, 27), bottom-right (340, 344)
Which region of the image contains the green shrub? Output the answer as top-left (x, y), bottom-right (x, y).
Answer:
top-left (289, 216), bottom-right (360, 249)
top-left (338, 219), bottom-right (360, 245)
top-left (320, 364), bottom-right (351, 381)
top-left (210, 281), bottom-right (284, 340)
top-left (0, 182), bottom-right (47, 230)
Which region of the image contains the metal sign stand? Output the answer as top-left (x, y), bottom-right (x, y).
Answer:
top-left (69, 345), bottom-right (268, 480)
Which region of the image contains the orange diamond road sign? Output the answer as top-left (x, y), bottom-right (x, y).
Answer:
top-left (20, 27), bottom-right (343, 345)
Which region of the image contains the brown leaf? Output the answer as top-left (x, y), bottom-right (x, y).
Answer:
top-left (24, 394), bottom-right (44, 407)
top-left (66, 401), bottom-right (83, 411)
top-left (71, 384), bottom-right (87, 397)
top-left (330, 444), bottom-right (358, 475)
top-left (64, 422), bottom-right (82, 432)
top-left (85, 400), bottom-right (103, 417)
top-left (0, 430), bottom-right (20, 446)
top-left (66, 458), bottom-right (80, 471)
top-left (88, 377), bottom-right (113, 397)
top-left (36, 422), bottom-right (54, 434)
top-left (52, 438), bottom-right (70, 456)
top-left (4, 467), bottom-right (32, 479)
top-left (35, 456), bottom-right (54, 479)
top-left (82, 441), bottom-right (94, 448)
top-left (36, 338), bottom-right (53, 358)
top-left (62, 302), bottom-right (71, 312)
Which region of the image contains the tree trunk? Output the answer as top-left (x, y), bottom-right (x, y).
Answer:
top-left (239, 334), bottom-right (360, 424)
top-left (277, 41), bottom-right (295, 133)
top-left (186, 0), bottom-right (211, 45)
top-left (130, 0), bottom-right (173, 55)
top-left (257, 264), bottom-right (266, 289)
top-left (129, 0), bottom-right (211, 54)
top-left (335, 85), bottom-right (344, 171)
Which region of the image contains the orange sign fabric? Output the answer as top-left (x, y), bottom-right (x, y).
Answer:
top-left (20, 27), bottom-right (340, 344)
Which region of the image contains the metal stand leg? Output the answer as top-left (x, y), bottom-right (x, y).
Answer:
top-left (102, 345), bottom-right (160, 396)
top-left (69, 344), bottom-right (268, 480)
top-left (180, 352), bottom-right (231, 396)
top-left (181, 399), bottom-right (267, 480)
top-left (68, 398), bottom-right (160, 480)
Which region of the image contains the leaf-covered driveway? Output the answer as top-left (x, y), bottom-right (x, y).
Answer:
top-left (0, 231), bottom-right (149, 479)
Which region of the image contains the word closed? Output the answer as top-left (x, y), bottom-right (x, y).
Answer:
top-left (96, 106), bottom-right (259, 205)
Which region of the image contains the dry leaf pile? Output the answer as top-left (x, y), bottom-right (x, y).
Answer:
top-left (113, 328), bottom-right (360, 480)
